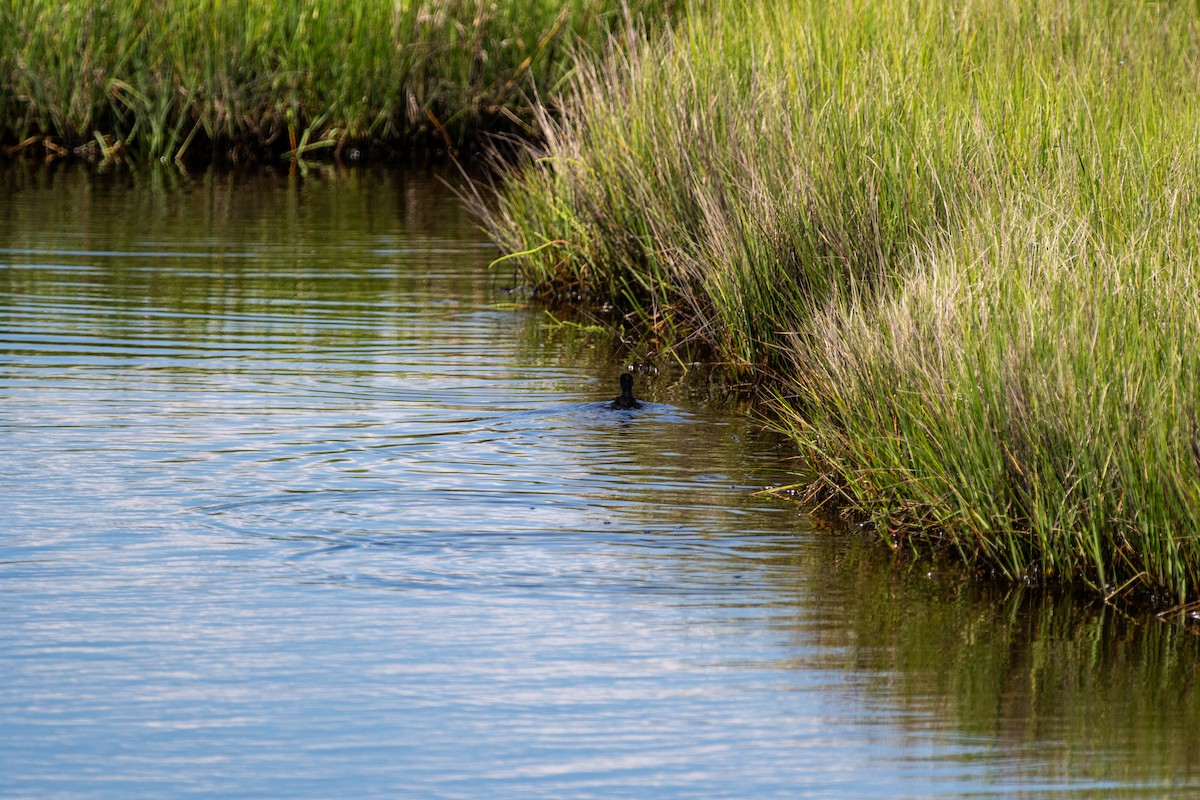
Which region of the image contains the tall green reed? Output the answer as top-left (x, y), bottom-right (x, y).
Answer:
top-left (1, 0), bottom-right (681, 161)
top-left (480, 0), bottom-right (1200, 602)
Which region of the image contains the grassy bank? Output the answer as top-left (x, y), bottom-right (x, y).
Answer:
top-left (479, 0), bottom-right (1200, 605)
top-left (0, 0), bottom-right (679, 164)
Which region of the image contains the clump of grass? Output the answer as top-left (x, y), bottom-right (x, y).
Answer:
top-left (0, 0), bottom-right (682, 163)
top-left (482, 0), bottom-right (997, 366)
top-left (479, 0), bottom-right (1200, 603)
top-left (788, 201), bottom-right (1200, 602)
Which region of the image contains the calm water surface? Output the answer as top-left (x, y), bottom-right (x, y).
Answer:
top-left (1, 165), bottom-right (1198, 798)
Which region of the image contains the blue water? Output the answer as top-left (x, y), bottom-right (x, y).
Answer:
top-left (1, 166), bottom-right (1196, 798)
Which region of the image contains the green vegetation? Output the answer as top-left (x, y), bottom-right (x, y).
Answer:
top-left (479, 0), bottom-right (1200, 604)
top-left (0, 0), bottom-right (679, 163)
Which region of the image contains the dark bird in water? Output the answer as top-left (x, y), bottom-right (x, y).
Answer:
top-left (610, 373), bottom-right (642, 410)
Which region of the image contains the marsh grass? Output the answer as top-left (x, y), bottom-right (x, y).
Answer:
top-left (479, 0), bottom-right (1200, 603)
top-left (1, 0), bottom-right (679, 163)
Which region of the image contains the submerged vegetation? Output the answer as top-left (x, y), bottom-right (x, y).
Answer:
top-left (0, 0), bottom-right (678, 163)
top-left (479, 0), bottom-right (1200, 605)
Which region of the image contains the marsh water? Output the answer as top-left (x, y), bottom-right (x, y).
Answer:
top-left (1, 165), bottom-right (1198, 798)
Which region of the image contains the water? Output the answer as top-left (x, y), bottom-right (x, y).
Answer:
top-left (2, 165), bottom-right (1198, 799)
